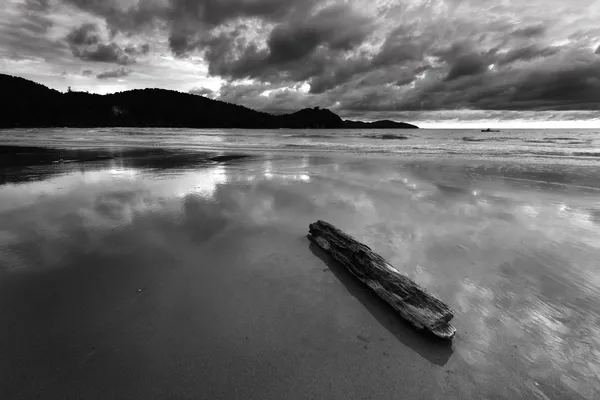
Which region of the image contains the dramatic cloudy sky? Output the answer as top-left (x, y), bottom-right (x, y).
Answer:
top-left (2, 0), bottom-right (600, 127)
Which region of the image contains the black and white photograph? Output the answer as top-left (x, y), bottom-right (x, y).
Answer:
top-left (1, 0), bottom-right (600, 399)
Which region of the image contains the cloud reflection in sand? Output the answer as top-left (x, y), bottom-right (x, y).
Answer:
top-left (1, 154), bottom-right (600, 399)
top-left (178, 165), bottom-right (227, 199)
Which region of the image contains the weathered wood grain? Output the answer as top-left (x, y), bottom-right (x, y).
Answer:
top-left (308, 220), bottom-right (456, 339)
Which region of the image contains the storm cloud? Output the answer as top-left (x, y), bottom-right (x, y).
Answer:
top-left (496, 45), bottom-right (562, 66)
top-left (512, 24), bottom-right (547, 38)
top-left (2, 0), bottom-right (600, 121)
top-left (65, 23), bottom-right (148, 65)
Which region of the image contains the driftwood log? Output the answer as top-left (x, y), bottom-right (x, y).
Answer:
top-left (308, 220), bottom-right (456, 339)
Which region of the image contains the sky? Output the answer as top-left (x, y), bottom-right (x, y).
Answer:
top-left (1, 0), bottom-right (600, 127)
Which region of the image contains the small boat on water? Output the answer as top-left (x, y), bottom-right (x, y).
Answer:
top-left (481, 128), bottom-right (500, 132)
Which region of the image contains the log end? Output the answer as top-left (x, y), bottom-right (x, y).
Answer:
top-left (307, 232), bottom-right (333, 250)
top-left (431, 322), bottom-right (457, 340)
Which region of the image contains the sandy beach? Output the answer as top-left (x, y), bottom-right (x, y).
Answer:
top-left (1, 145), bottom-right (600, 399)
top-left (4, 0), bottom-right (600, 395)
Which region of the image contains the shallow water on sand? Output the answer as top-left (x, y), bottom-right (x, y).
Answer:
top-left (1, 151), bottom-right (600, 399)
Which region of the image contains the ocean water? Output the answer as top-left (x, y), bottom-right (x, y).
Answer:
top-left (1, 127), bottom-right (599, 161)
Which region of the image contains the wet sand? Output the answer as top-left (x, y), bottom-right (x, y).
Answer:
top-left (1, 146), bottom-right (600, 399)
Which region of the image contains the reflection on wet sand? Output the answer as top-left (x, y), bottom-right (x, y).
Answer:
top-left (0, 146), bottom-right (250, 185)
top-left (1, 150), bottom-right (599, 399)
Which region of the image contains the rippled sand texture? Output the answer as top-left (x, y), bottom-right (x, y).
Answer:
top-left (1, 152), bottom-right (599, 399)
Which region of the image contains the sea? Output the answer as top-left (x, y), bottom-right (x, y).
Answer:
top-left (1, 127), bottom-right (599, 161)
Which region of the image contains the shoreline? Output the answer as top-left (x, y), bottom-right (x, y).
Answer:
top-left (2, 144), bottom-right (600, 194)
top-left (0, 145), bottom-right (250, 166)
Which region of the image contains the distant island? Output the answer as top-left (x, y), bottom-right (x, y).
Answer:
top-left (0, 74), bottom-right (418, 130)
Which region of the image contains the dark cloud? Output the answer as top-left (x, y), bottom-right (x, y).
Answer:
top-left (445, 52), bottom-right (489, 81)
top-left (196, 3), bottom-right (373, 84)
top-left (307, 24), bottom-right (437, 95)
top-left (65, 23), bottom-right (147, 65)
top-left (305, 24), bottom-right (431, 94)
top-left (505, 57), bottom-right (600, 109)
top-left (307, 57), bottom-right (372, 94)
top-left (82, 69), bottom-right (94, 76)
top-left (512, 24), bottom-right (547, 38)
top-left (373, 25), bottom-right (432, 67)
top-left (433, 44), bottom-right (491, 81)
top-left (96, 67), bottom-right (131, 79)
top-left (396, 75), bottom-right (416, 87)
top-left (78, 43), bottom-right (136, 64)
top-left (595, 46), bottom-right (600, 55)
top-left (496, 45), bottom-right (562, 65)
top-left (66, 23), bottom-right (100, 47)
top-left (266, 4), bottom-right (371, 60)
